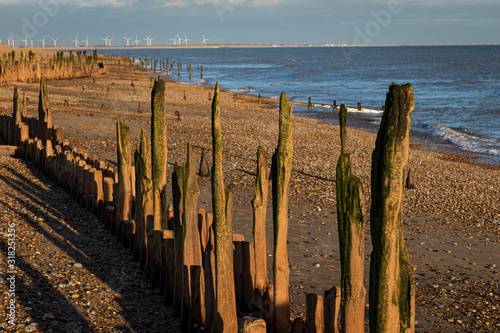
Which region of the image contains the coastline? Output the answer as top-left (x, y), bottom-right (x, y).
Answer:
top-left (1, 53), bottom-right (499, 331)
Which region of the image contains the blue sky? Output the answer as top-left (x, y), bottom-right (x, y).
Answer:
top-left (0, 0), bottom-right (499, 46)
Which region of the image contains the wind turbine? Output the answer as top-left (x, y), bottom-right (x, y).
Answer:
top-left (133, 35), bottom-right (141, 46)
top-left (108, 36), bottom-right (113, 47)
top-left (72, 35), bottom-right (79, 47)
top-left (101, 36), bottom-right (109, 47)
top-left (183, 34), bottom-right (190, 45)
top-left (22, 37), bottom-right (28, 47)
top-left (83, 36), bottom-right (89, 47)
top-left (29, 37), bottom-right (34, 47)
top-left (124, 36), bottom-right (133, 47)
top-left (39, 35), bottom-right (46, 47)
top-left (201, 34), bottom-right (209, 45)
top-left (149, 37), bottom-right (155, 46)
top-left (178, 35), bottom-right (184, 45)
top-left (10, 37), bottom-right (16, 47)
top-left (51, 38), bottom-right (59, 47)
top-left (143, 36), bottom-right (150, 47)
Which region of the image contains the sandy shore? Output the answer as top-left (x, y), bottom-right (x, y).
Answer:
top-left (1, 57), bottom-right (499, 332)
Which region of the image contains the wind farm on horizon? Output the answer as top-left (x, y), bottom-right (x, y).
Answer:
top-left (0, 33), bottom-right (211, 48)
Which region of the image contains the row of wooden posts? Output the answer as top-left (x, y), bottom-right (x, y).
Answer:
top-left (0, 49), bottom-right (106, 87)
top-left (0, 71), bottom-right (416, 332)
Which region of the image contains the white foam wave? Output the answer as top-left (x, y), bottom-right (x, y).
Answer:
top-left (229, 87), bottom-right (258, 93)
top-left (425, 124), bottom-right (500, 157)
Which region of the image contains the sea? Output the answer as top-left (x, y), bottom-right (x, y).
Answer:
top-left (98, 45), bottom-right (500, 163)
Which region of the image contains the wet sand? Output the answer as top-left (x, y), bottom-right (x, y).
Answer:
top-left (0, 56), bottom-right (499, 332)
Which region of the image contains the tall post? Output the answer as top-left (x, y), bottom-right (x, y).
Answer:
top-left (336, 104), bottom-right (366, 333)
top-left (136, 129), bottom-right (153, 270)
top-left (181, 142), bottom-right (202, 331)
top-left (38, 76), bottom-right (52, 141)
top-left (151, 78), bottom-right (167, 231)
top-left (211, 82), bottom-right (237, 332)
top-left (272, 92), bottom-right (293, 333)
top-left (252, 146), bottom-right (269, 297)
top-left (370, 83), bottom-right (416, 333)
top-left (116, 119), bottom-right (132, 235)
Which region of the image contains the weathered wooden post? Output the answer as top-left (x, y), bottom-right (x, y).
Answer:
top-left (324, 286), bottom-right (341, 333)
top-left (13, 87), bottom-right (21, 125)
top-left (151, 78), bottom-right (168, 231)
top-left (181, 142), bottom-right (202, 330)
top-left (252, 146), bottom-right (269, 302)
top-left (306, 294), bottom-right (324, 333)
top-left (211, 82), bottom-right (237, 332)
top-left (199, 148), bottom-right (210, 177)
top-left (241, 241), bottom-right (256, 312)
top-left (172, 162), bottom-right (184, 317)
top-left (308, 96), bottom-right (312, 110)
top-left (336, 104), bottom-right (366, 333)
top-left (116, 119), bottom-right (132, 237)
top-left (136, 129), bottom-right (153, 270)
top-left (200, 66), bottom-right (203, 79)
top-left (370, 83), bottom-right (416, 333)
top-left (272, 92), bottom-right (293, 333)
top-left (38, 76), bottom-right (52, 142)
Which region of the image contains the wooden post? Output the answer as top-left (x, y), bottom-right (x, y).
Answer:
top-left (116, 119), bottom-right (132, 239)
top-left (370, 83), bottom-right (416, 333)
top-left (336, 104), bottom-right (366, 333)
top-left (211, 82), bottom-right (237, 332)
top-left (252, 146), bottom-right (269, 299)
top-left (241, 241), bottom-right (256, 312)
top-left (181, 143), bottom-right (202, 330)
top-left (272, 92), bottom-right (293, 333)
top-left (151, 78), bottom-right (168, 231)
top-left (305, 294), bottom-right (324, 333)
top-left (324, 286), bottom-right (341, 333)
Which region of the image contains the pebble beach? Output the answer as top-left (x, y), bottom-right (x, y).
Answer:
top-left (0, 52), bottom-right (499, 332)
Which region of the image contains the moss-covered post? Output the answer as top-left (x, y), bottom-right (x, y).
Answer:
top-left (151, 78), bottom-right (167, 231)
top-left (136, 129), bottom-right (153, 270)
top-left (211, 82), bottom-right (238, 332)
top-left (336, 104), bottom-right (366, 333)
top-left (252, 146), bottom-right (269, 298)
top-left (13, 87), bottom-right (21, 125)
top-left (370, 83), bottom-right (416, 333)
top-left (116, 119), bottom-right (132, 237)
top-left (272, 92), bottom-right (293, 333)
top-left (38, 76), bottom-right (52, 141)
top-left (181, 142), bottom-right (202, 331)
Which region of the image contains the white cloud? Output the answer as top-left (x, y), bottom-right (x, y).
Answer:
top-left (163, 0), bottom-right (188, 7)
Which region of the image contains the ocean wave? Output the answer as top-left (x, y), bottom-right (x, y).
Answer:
top-left (424, 124), bottom-right (500, 157)
top-left (229, 87), bottom-right (258, 93)
top-left (271, 82), bottom-right (285, 86)
top-left (195, 79), bottom-right (207, 84)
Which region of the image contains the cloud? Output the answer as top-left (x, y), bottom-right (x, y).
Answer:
top-left (163, 0), bottom-right (188, 7)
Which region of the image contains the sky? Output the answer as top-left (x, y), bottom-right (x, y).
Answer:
top-left (0, 0), bottom-right (499, 47)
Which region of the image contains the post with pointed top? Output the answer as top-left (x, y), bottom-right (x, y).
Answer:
top-left (252, 146), bottom-right (269, 302)
top-left (370, 83), bottom-right (416, 333)
top-left (272, 92), bottom-right (293, 333)
top-left (336, 104), bottom-right (366, 333)
top-left (151, 78), bottom-right (167, 231)
top-left (211, 82), bottom-right (238, 332)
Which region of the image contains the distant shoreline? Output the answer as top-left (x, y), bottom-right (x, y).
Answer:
top-left (35, 43), bottom-right (500, 51)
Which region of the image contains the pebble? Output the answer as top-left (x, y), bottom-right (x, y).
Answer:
top-left (24, 323), bottom-right (38, 332)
